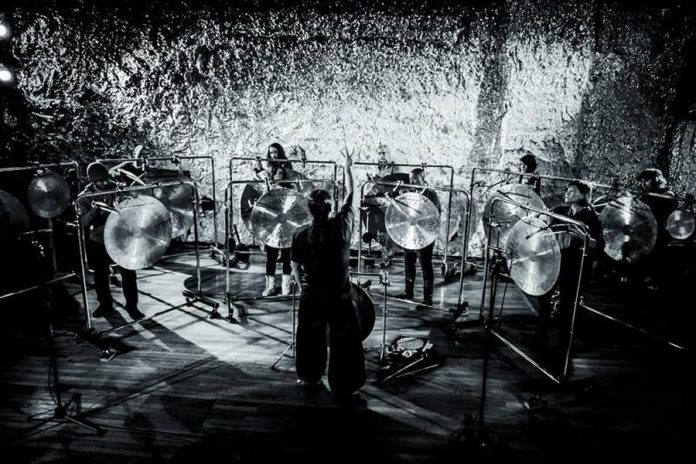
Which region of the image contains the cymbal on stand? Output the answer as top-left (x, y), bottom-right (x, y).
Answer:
top-left (104, 195), bottom-right (172, 270)
top-left (384, 192), bottom-right (439, 251)
top-left (250, 189), bottom-right (311, 249)
top-left (666, 207), bottom-right (695, 240)
top-left (0, 190), bottom-right (30, 240)
top-left (600, 193), bottom-right (657, 263)
top-left (153, 182), bottom-right (194, 238)
top-left (506, 215), bottom-right (561, 296)
top-left (482, 184), bottom-right (547, 249)
top-left (27, 170), bottom-right (71, 219)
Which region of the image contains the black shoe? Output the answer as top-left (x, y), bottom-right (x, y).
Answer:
top-left (394, 292), bottom-right (414, 300)
top-left (297, 379), bottom-right (326, 393)
top-left (332, 392), bottom-right (367, 407)
top-left (422, 297), bottom-right (433, 307)
top-left (92, 305), bottom-right (115, 318)
top-left (126, 307), bottom-right (146, 320)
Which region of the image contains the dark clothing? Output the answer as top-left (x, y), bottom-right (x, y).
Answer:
top-left (265, 246), bottom-right (291, 276)
top-left (637, 187), bottom-right (679, 291)
top-left (295, 293), bottom-right (365, 395)
top-left (77, 183), bottom-right (138, 310)
top-left (403, 243), bottom-right (435, 299)
top-left (291, 203), bottom-right (354, 299)
top-left (87, 240), bottom-right (138, 311)
top-left (399, 187), bottom-right (440, 300)
top-left (537, 203), bottom-right (603, 364)
top-left (292, 203), bottom-right (364, 394)
top-left (640, 187), bottom-right (678, 248)
top-left (76, 183), bottom-right (117, 244)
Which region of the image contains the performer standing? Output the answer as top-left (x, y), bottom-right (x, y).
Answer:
top-left (77, 162), bottom-right (144, 320)
top-left (256, 143), bottom-right (294, 296)
top-left (291, 149), bottom-right (365, 405)
top-left (636, 168), bottom-right (679, 291)
top-left (535, 180), bottom-right (603, 374)
top-left (395, 168), bottom-right (441, 307)
top-left (518, 152), bottom-right (541, 195)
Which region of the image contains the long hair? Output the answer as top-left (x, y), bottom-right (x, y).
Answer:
top-left (267, 143), bottom-right (292, 173)
top-left (520, 154), bottom-right (537, 173)
top-left (568, 179), bottom-right (591, 208)
top-left (307, 189), bottom-right (332, 245)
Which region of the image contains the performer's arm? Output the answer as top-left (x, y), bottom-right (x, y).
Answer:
top-left (77, 194), bottom-right (99, 228)
top-left (341, 148), bottom-right (354, 210)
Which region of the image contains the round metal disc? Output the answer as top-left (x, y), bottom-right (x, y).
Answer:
top-left (153, 182), bottom-right (194, 238)
top-left (351, 283), bottom-right (376, 341)
top-left (600, 193), bottom-right (657, 263)
top-left (104, 195), bottom-right (172, 270)
top-left (506, 215), bottom-right (561, 296)
top-left (665, 207), bottom-right (695, 240)
top-left (0, 190), bottom-right (30, 240)
top-left (482, 184), bottom-right (547, 249)
top-left (385, 192), bottom-right (440, 251)
top-left (250, 189), bottom-right (311, 249)
top-left (27, 171), bottom-right (71, 219)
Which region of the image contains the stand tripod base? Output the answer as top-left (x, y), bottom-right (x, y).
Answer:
top-left (270, 343), bottom-right (294, 370)
top-left (8, 394), bottom-right (105, 444)
top-left (448, 415), bottom-right (507, 459)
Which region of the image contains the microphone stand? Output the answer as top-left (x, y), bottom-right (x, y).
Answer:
top-left (450, 216), bottom-right (504, 454)
top-left (7, 236), bottom-right (104, 444)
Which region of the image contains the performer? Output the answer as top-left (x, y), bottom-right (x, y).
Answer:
top-left (535, 180), bottom-right (603, 374)
top-left (257, 143), bottom-right (294, 296)
top-left (396, 168), bottom-right (441, 307)
top-left (360, 144), bottom-right (400, 263)
top-left (76, 162), bottom-right (144, 320)
top-left (636, 168), bottom-right (679, 291)
top-left (292, 149), bottom-right (365, 405)
top-left (518, 152), bottom-right (541, 195)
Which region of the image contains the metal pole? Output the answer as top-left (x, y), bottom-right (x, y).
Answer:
top-left (191, 186), bottom-right (202, 295)
top-left (74, 201), bottom-right (92, 330)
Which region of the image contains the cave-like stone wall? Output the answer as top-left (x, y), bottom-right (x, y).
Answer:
top-left (5, 0), bottom-right (695, 245)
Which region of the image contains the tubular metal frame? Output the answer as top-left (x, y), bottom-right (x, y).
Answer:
top-left (357, 179), bottom-right (473, 311)
top-left (469, 167), bottom-right (693, 352)
top-left (74, 180), bottom-right (216, 332)
top-left (228, 156), bottom-right (339, 208)
top-left (354, 162), bottom-right (456, 266)
top-left (97, 155), bottom-right (220, 246)
top-left (0, 162), bottom-right (81, 305)
top-left (479, 196), bottom-right (591, 384)
top-left (223, 177), bottom-right (337, 314)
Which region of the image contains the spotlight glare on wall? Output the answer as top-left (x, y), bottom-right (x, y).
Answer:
top-left (0, 66), bottom-right (14, 84)
top-left (0, 12), bottom-right (9, 39)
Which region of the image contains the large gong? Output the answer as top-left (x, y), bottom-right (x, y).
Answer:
top-left (249, 189), bottom-right (312, 248)
top-left (240, 170), bottom-right (314, 235)
top-left (351, 283), bottom-right (376, 341)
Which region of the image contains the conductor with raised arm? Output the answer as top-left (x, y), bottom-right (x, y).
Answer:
top-left (291, 148), bottom-right (365, 406)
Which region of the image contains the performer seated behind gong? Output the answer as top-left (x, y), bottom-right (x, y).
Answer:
top-left (535, 181), bottom-right (603, 364)
top-left (291, 149), bottom-right (366, 405)
top-left (261, 161), bottom-right (295, 297)
top-left (76, 162), bottom-right (144, 320)
top-left (395, 168), bottom-right (441, 306)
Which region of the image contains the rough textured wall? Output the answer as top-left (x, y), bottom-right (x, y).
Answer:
top-left (5, 0), bottom-right (696, 246)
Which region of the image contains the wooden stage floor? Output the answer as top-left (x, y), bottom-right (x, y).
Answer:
top-left (0, 250), bottom-right (693, 463)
